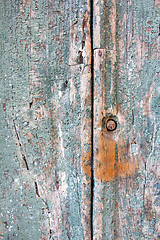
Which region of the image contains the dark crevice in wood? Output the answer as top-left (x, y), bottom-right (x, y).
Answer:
top-left (29, 100), bottom-right (33, 108)
top-left (21, 154), bottom-right (29, 170)
top-left (34, 181), bottom-right (52, 238)
top-left (35, 181), bottom-right (40, 197)
top-left (132, 110), bottom-right (134, 125)
top-left (13, 120), bottom-right (29, 170)
top-left (49, 229), bottom-right (52, 240)
top-left (76, 50), bottom-right (83, 64)
top-left (90, 0), bottom-right (94, 238)
top-left (55, 170), bottom-right (59, 190)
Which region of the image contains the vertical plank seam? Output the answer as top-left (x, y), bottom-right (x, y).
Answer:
top-left (90, 0), bottom-right (94, 239)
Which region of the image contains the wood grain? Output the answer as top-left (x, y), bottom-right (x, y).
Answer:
top-left (93, 0), bottom-right (160, 239)
top-left (0, 0), bottom-right (91, 239)
top-left (0, 0), bottom-right (159, 239)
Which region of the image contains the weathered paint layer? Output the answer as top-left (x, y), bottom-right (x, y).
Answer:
top-left (0, 0), bottom-right (92, 239)
top-left (93, 0), bottom-right (160, 239)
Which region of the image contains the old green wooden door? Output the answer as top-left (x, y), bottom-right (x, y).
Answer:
top-left (0, 0), bottom-right (159, 239)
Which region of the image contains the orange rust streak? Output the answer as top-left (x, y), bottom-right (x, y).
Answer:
top-left (82, 150), bottom-right (91, 178)
top-left (94, 132), bottom-right (138, 182)
top-left (115, 161), bottom-right (137, 178)
top-left (95, 132), bottom-right (116, 182)
top-left (116, 137), bottom-right (138, 178)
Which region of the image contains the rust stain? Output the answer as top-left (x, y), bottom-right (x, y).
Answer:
top-left (82, 113), bottom-right (139, 182)
top-left (95, 132), bottom-right (116, 181)
top-left (95, 131), bottom-right (138, 182)
top-left (82, 149), bottom-right (91, 178)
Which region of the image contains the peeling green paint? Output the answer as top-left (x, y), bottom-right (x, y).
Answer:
top-left (1, 0), bottom-right (159, 239)
top-left (1, 0), bottom-right (91, 239)
top-left (93, 0), bottom-right (159, 239)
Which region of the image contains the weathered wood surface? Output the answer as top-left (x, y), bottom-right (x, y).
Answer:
top-left (93, 0), bottom-right (160, 239)
top-left (0, 0), bottom-right (91, 239)
top-left (0, 0), bottom-right (160, 239)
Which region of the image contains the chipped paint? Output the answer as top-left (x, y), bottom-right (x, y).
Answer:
top-left (0, 0), bottom-right (91, 239)
top-left (0, 0), bottom-right (159, 239)
top-left (94, 115), bottom-right (139, 183)
top-left (93, 0), bottom-right (160, 239)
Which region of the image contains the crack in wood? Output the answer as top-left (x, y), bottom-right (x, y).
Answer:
top-left (34, 181), bottom-right (52, 239)
top-left (13, 120), bottom-right (29, 170)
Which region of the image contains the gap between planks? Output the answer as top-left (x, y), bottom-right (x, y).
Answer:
top-left (90, 0), bottom-right (94, 239)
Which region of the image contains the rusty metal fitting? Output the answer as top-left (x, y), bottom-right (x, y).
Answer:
top-left (106, 119), bottom-right (117, 131)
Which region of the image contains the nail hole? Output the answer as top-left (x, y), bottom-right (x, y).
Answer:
top-left (106, 119), bottom-right (117, 131)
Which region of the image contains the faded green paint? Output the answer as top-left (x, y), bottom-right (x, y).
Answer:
top-left (1, 0), bottom-right (91, 239)
top-left (93, 0), bottom-right (159, 239)
top-left (0, 0), bottom-right (159, 239)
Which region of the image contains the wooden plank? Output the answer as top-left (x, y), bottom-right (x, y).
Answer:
top-left (93, 0), bottom-right (160, 239)
top-left (0, 0), bottom-right (91, 239)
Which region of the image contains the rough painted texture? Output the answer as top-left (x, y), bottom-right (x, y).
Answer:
top-left (1, 0), bottom-right (160, 239)
top-left (93, 0), bottom-right (160, 239)
top-left (0, 0), bottom-right (91, 239)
